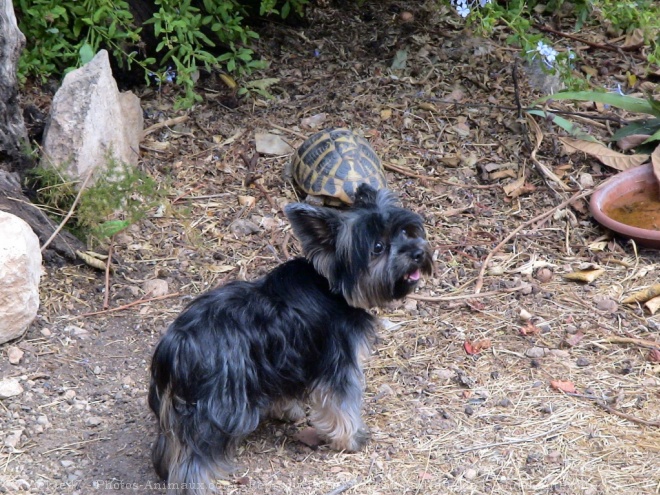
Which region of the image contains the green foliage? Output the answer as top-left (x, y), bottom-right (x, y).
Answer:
top-left (28, 159), bottom-right (166, 244)
top-left (15, 0), bottom-right (308, 107)
top-left (457, 0), bottom-right (660, 89)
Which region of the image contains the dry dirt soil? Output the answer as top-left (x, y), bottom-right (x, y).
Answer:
top-left (2, 1), bottom-right (660, 494)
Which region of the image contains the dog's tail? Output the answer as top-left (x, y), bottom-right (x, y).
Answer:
top-left (148, 325), bottom-right (255, 493)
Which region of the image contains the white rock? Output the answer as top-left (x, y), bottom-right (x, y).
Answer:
top-left (0, 212), bottom-right (42, 344)
top-left (42, 50), bottom-right (143, 188)
top-left (7, 346), bottom-right (24, 364)
top-left (0, 378), bottom-right (23, 398)
top-left (143, 278), bottom-right (169, 297)
top-left (4, 429), bottom-right (23, 449)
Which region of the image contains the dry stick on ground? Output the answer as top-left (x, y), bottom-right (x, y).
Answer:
top-left (40, 170), bottom-right (94, 252)
top-left (141, 115), bottom-right (190, 139)
top-left (323, 480), bottom-right (358, 495)
top-left (80, 292), bottom-right (181, 317)
top-left (102, 240), bottom-right (114, 310)
top-left (567, 393), bottom-right (660, 428)
top-left (409, 285), bottom-right (526, 302)
top-left (456, 423), bottom-right (569, 453)
top-left (241, 152), bottom-right (278, 211)
top-left (473, 189), bottom-right (593, 294)
top-left (383, 162), bottom-right (500, 190)
top-left (595, 336), bottom-right (660, 350)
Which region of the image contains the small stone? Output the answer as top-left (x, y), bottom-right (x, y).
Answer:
top-left (0, 378), bottom-right (23, 398)
top-left (464, 405), bottom-right (474, 416)
top-left (464, 468), bottom-right (477, 480)
top-left (579, 173), bottom-right (594, 188)
top-left (229, 219), bottom-right (261, 237)
top-left (399, 11), bottom-right (414, 23)
top-left (576, 357), bottom-right (590, 367)
top-left (41, 328), bottom-right (52, 337)
top-left (85, 416), bottom-right (103, 427)
top-left (433, 368), bottom-right (454, 381)
top-left (143, 278), bottom-right (169, 298)
top-left (596, 298), bottom-right (618, 313)
top-left (535, 267), bottom-right (553, 283)
top-left (549, 349), bottom-right (570, 358)
top-left (526, 346), bottom-right (547, 358)
top-left (519, 308), bottom-right (532, 322)
top-left (37, 415), bottom-right (51, 427)
top-left (93, 366), bottom-right (102, 375)
top-left (65, 325), bottom-right (89, 338)
top-left (60, 459), bottom-right (75, 468)
top-left (7, 346), bottom-right (24, 364)
top-left (64, 389), bottom-right (76, 402)
top-left (497, 397), bottom-right (513, 408)
top-left (4, 429), bottom-right (23, 449)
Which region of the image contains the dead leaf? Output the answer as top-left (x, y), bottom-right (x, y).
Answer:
top-left (254, 133), bottom-right (293, 155)
top-left (617, 134), bottom-right (651, 151)
top-left (238, 195), bottom-right (256, 208)
top-left (562, 332), bottom-right (584, 348)
top-left (463, 339), bottom-right (491, 355)
top-left (503, 177), bottom-right (525, 197)
top-left (418, 102), bottom-right (438, 112)
top-left (491, 169), bottom-right (517, 180)
top-left (76, 250), bottom-right (108, 271)
top-left (519, 323), bottom-right (541, 336)
top-left (301, 113), bottom-right (327, 129)
top-left (645, 295), bottom-right (660, 315)
top-left (550, 380), bottom-right (577, 394)
top-left (563, 268), bottom-right (605, 283)
top-left (559, 137), bottom-right (649, 170)
top-left (647, 349), bottom-right (660, 363)
top-left (621, 284), bottom-right (660, 304)
top-left (623, 28), bottom-right (645, 49)
top-left (294, 427), bottom-right (322, 448)
top-left (380, 108), bottom-right (392, 120)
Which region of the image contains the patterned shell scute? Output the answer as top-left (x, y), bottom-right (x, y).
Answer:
top-left (291, 128), bottom-right (386, 204)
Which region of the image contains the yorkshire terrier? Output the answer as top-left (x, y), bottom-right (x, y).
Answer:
top-left (148, 184), bottom-right (433, 492)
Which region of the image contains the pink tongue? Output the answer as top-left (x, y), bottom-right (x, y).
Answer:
top-left (408, 269), bottom-right (421, 281)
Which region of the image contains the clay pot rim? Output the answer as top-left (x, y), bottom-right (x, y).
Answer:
top-left (589, 163), bottom-right (660, 249)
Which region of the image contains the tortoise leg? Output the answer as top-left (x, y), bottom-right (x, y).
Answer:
top-left (304, 194), bottom-right (326, 207)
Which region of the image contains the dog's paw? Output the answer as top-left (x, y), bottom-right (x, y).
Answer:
top-left (329, 427), bottom-right (370, 453)
top-left (268, 400), bottom-right (306, 422)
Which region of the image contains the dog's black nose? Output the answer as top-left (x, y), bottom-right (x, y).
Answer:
top-left (411, 248), bottom-right (425, 263)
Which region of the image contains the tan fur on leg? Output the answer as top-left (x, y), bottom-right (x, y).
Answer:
top-left (267, 399), bottom-right (306, 422)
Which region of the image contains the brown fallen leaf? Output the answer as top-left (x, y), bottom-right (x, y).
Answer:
top-left (559, 137), bottom-right (649, 171)
top-left (519, 323), bottom-right (541, 336)
top-left (622, 284), bottom-right (660, 304)
top-left (647, 349), bottom-right (660, 363)
top-left (617, 134), bottom-right (651, 151)
top-left (645, 295), bottom-right (660, 315)
top-left (563, 268), bottom-right (605, 283)
top-left (550, 380), bottom-right (577, 394)
top-left (464, 339), bottom-right (491, 355)
top-left (562, 332), bottom-right (585, 348)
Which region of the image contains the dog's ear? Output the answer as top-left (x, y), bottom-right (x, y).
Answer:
top-left (354, 184), bottom-right (398, 210)
top-left (284, 203), bottom-right (342, 256)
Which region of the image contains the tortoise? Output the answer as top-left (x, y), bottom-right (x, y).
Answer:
top-left (285, 128), bottom-right (387, 205)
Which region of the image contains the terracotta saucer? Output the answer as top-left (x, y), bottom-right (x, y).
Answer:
top-left (589, 164), bottom-right (660, 249)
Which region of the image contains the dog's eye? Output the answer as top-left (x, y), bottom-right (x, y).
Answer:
top-left (373, 241), bottom-right (385, 255)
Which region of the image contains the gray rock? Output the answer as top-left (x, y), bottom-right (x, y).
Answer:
top-left (0, 212), bottom-right (42, 344)
top-left (143, 278), bottom-right (169, 297)
top-left (42, 50), bottom-right (143, 188)
top-left (4, 429), bottom-right (23, 449)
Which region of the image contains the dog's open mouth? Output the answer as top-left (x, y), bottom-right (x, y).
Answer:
top-left (403, 269), bottom-right (421, 284)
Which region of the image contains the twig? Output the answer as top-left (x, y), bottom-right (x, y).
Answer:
top-left (474, 189), bottom-right (592, 294)
top-left (80, 292), bottom-right (181, 317)
top-left (567, 393), bottom-right (660, 427)
top-left (593, 336), bottom-right (660, 350)
top-left (103, 239), bottom-right (114, 310)
top-left (409, 285), bottom-right (527, 302)
top-left (171, 183), bottom-right (206, 205)
top-left (383, 162), bottom-right (499, 190)
top-left (535, 24), bottom-right (645, 59)
top-left (281, 231), bottom-right (292, 259)
top-left (241, 152), bottom-right (278, 211)
top-left (268, 121), bottom-right (308, 140)
top-left (322, 479), bottom-right (357, 495)
top-left (457, 423), bottom-right (568, 453)
top-left (40, 170), bottom-right (94, 252)
top-left (141, 115), bottom-right (190, 139)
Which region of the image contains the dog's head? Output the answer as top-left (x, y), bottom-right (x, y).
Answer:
top-left (285, 184), bottom-right (433, 309)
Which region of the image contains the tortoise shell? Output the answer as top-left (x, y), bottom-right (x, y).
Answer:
top-left (288, 128), bottom-right (386, 204)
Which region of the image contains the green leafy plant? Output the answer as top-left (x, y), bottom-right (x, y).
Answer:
top-left (15, 0), bottom-right (308, 107)
top-left (28, 158), bottom-right (166, 244)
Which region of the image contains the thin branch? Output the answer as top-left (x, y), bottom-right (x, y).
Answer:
top-left (40, 170), bottom-right (94, 252)
top-left (474, 189), bottom-right (592, 294)
top-left (80, 292), bottom-right (181, 317)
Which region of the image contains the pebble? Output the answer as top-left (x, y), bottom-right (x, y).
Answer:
top-left (64, 389), bottom-right (76, 402)
top-left (7, 346), bottom-right (24, 364)
top-left (85, 416), bottom-right (103, 427)
top-left (596, 298), bottom-right (618, 313)
top-left (4, 429), bottom-right (23, 449)
top-left (464, 468), bottom-right (477, 480)
top-left (93, 366), bottom-right (102, 375)
top-left (143, 278), bottom-right (169, 297)
top-left (0, 378), bottom-right (24, 399)
top-left (41, 328), bottom-right (52, 337)
top-left (61, 459), bottom-right (75, 468)
top-left (526, 346), bottom-right (547, 358)
top-left (497, 397), bottom-right (513, 408)
top-left (535, 267), bottom-right (553, 283)
top-left (66, 325), bottom-right (89, 338)
top-left (576, 357), bottom-right (590, 367)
